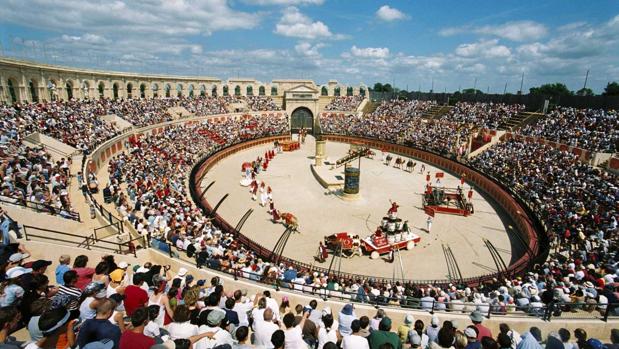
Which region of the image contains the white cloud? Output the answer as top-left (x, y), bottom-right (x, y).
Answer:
top-left (274, 6), bottom-right (334, 39)
top-left (376, 5), bottom-right (408, 22)
top-left (245, 0), bottom-right (324, 5)
top-left (455, 39), bottom-right (512, 58)
top-left (350, 45), bottom-right (390, 58)
top-left (440, 21), bottom-right (547, 42)
top-left (295, 42), bottom-right (324, 57)
top-left (476, 21), bottom-right (548, 41)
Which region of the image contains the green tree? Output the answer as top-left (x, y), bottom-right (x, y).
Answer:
top-left (382, 83), bottom-right (393, 93)
top-left (576, 87), bottom-right (594, 96)
top-left (372, 83), bottom-right (384, 92)
top-left (462, 88), bottom-right (483, 94)
top-left (603, 82), bottom-right (619, 96)
top-left (529, 83), bottom-right (573, 96)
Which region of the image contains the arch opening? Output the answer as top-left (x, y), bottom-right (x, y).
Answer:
top-left (290, 107), bottom-right (313, 134)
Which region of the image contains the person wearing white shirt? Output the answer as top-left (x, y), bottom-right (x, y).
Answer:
top-left (283, 311), bottom-right (308, 349)
top-left (195, 311), bottom-right (233, 349)
top-left (342, 319), bottom-right (369, 349)
top-left (254, 308), bottom-right (279, 349)
top-left (232, 290), bottom-right (254, 327)
top-left (317, 314), bottom-right (339, 349)
top-left (263, 291), bottom-right (280, 322)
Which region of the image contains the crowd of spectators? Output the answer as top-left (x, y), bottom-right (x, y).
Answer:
top-left (0, 100), bottom-right (120, 153)
top-left (245, 97), bottom-right (281, 112)
top-left (320, 100), bottom-right (470, 155)
top-left (370, 100), bottom-right (436, 118)
top-left (0, 244), bottom-right (617, 349)
top-left (520, 108), bottom-right (618, 153)
top-left (324, 96), bottom-right (365, 112)
top-left (104, 114), bottom-right (287, 261)
top-left (439, 102), bottom-right (525, 130)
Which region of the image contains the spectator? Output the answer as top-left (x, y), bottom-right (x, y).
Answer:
top-left (55, 255), bottom-right (70, 285)
top-left (283, 311), bottom-right (308, 349)
top-left (470, 311), bottom-right (492, 341)
top-left (368, 317), bottom-right (401, 349)
top-left (76, 298), bottom-right (122, 349)
top-left (124, 273), bottom-right (148, 316)
top-left (119, 307), bottom-right (156, 349)
top-left (342, 319), bottom-right (369, 349)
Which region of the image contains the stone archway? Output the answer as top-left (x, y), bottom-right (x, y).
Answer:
top-left (290, 107), bottom-right (313, 134)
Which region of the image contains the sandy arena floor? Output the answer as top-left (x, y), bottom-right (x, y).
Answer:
top-left (201, 136), bottom-right (524, 281)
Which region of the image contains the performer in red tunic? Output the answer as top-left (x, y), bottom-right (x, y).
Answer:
top-left (468, 188), bottom-right (474, 201)
top-left (271, 208), bottom-right (280, 222)
top-left (426, 172), bottom-right (431, 182)
top-left (387, 202), bottom-right (399, 218)
top-left (317, 241), bottom-right (328, 263)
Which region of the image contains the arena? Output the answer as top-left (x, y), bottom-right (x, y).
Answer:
top-left (0, 5), bottom-right (619, 347)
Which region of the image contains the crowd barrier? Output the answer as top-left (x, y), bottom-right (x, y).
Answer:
top-left (190, 134), bottom-right (545, 288)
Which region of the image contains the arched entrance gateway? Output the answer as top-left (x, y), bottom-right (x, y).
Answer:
top-left (290, 107), bottom-right (313, 134)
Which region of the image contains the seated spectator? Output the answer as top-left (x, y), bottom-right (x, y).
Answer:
top-left (76, 298), bottom-right (122, 349)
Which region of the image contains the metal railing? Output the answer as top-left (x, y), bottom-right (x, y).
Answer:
top-left (22, 224), bottom-right (142, 258)
top-left (147, 240), bottom-right (618, 322)
top-left (0, 196), bottom-right (81, 222)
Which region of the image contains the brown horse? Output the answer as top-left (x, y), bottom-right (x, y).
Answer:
top-left (279, 212), bottom-right (299, 232)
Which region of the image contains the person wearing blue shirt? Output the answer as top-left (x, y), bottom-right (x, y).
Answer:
top-left (55, 255), bottom-right (71, 285)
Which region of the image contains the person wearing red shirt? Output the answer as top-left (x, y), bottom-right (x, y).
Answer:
top-left (469, 311), bottom-right (492, 341)
top-left (123, 274), bottom-right (148, 316)
top-left (72, 255), bottom-right (96, 290)
top-left (119, 307), bottom-right (155, 349)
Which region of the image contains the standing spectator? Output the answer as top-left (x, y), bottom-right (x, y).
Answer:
top-left (317, 313), bottom-right (338, 349)
top-left (124, 273), bottom-right (148, 316)
top-left (283, 311), bottom-right (308, 349)
top-left (398, 314), bottom-right (414, 343)
top-left (338, 304), bottom-right (356, 336)
top-left (119, 307), bottom-right (155, 349)
top-left (55, 255), bottom-right (71, 285)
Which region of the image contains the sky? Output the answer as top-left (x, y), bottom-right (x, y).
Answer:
top-left (1, 0), bottom-right (618, 94)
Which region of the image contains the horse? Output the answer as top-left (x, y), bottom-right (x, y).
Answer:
top-left (394, 157), bottom-right (403, 169)
top-left (406, 159), bottom-right (415, 172)
top-left (279, 212), bottom-right (299, 232)
top-left (385, 154), bottom-right (393, 166)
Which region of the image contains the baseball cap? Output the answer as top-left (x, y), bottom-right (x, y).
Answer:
top-left (177, 267), bottom-right (188, 277)
top-left (109, 269), bottom-right (125, 283)
top-left (32, 260), bottom-right (52, 270)
top-left (207, 310), bottom-right (225, 326)
top-left (118, 261), bottom-right (129, 269)
top-left (465, 327), bottom-right (477, 338)
top-left (380, 317), bottom-right (392, 329)
top-left (8, 253), bottom-right (29, 263)
top-left (6, 266), bottom-right (33, 279)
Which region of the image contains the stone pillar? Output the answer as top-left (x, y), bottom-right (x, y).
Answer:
top-left (315, 139), bottom-right (326, 166)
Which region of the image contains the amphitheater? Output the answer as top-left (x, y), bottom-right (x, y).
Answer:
top-left (0, 57), bottom-right (617, 345)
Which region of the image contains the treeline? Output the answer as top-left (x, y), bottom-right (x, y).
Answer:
top-left (369, 82), bottom-right (619, 97)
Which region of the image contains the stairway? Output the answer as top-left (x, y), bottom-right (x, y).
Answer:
top-left (498, 112), bottom-right (544, 131)
top-left (362, 100), bottom-right (378, 115)
top-left (421, 105), bottom-right (452, 119)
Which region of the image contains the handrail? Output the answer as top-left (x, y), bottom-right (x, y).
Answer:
top-left (22, 224), bottom-right (138, 257)
top-left (148, 245), bottom-right (618, 322)
top-left (0, 196), bottom-right (81, 222)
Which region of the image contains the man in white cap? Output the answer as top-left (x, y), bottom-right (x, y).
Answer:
top-left (427, 315), bottom-right (439, 344)
top-left (464, 326), bottom-right (481, 349)
top-left (174, 267), bottom-right (188, 287)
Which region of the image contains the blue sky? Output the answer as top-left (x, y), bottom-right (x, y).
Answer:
top-left (1, 0), bottom-right (618, 93)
